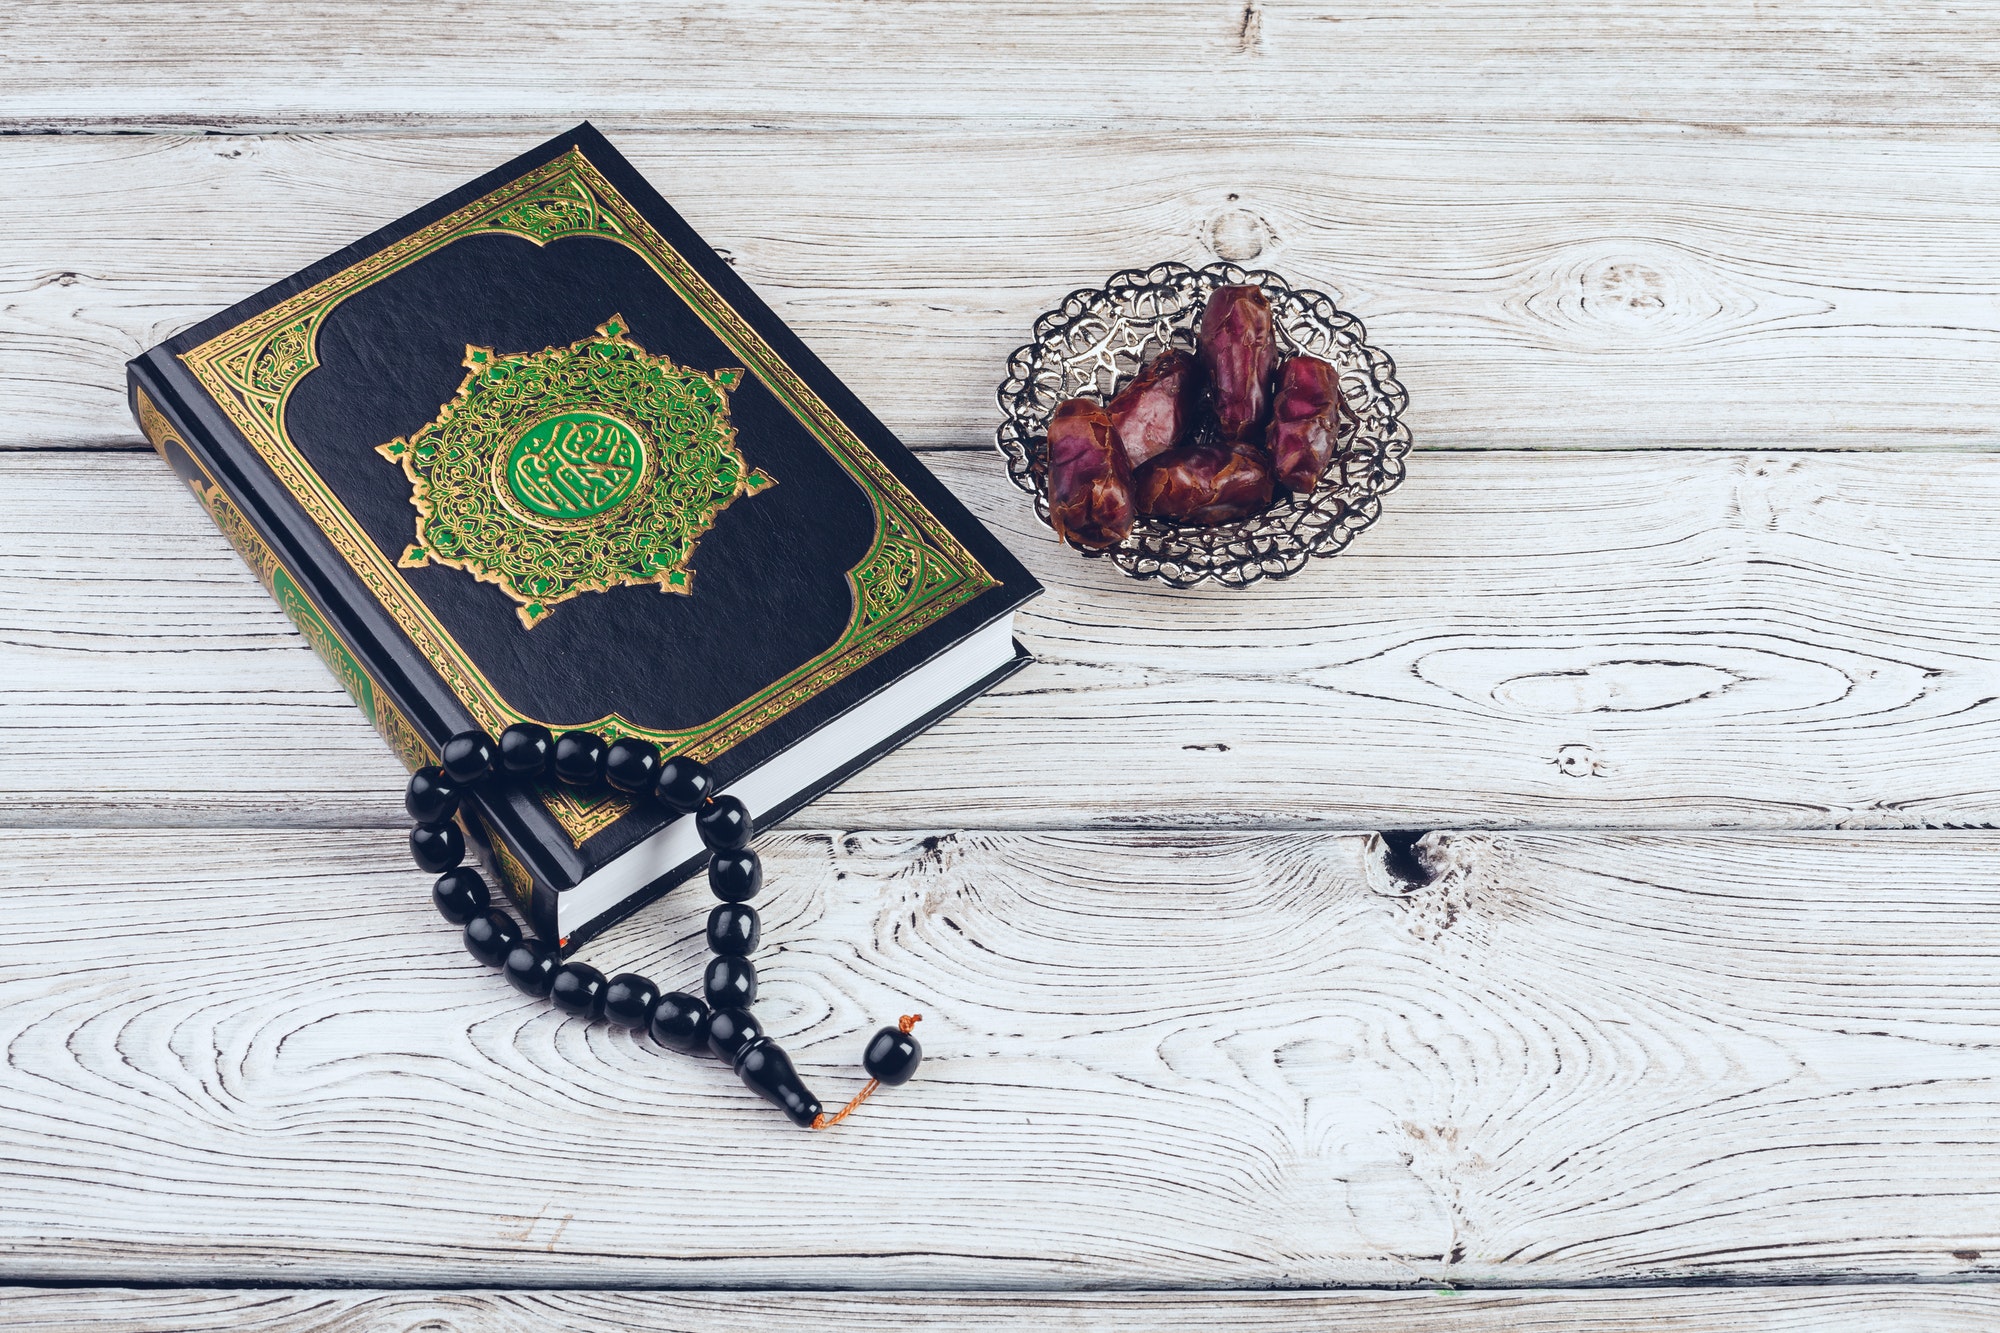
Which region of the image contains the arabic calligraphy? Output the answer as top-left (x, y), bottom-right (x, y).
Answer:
top-left (505, 410), bottom-right (646, 521)
top-left (372, 316), bottom-right (773, 629)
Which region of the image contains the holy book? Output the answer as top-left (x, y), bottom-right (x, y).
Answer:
top-left (127, 124), bottom-right (1039, 950)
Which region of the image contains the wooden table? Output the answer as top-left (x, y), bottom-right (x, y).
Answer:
top-left (5, 4), bottom-right (2000, 1328)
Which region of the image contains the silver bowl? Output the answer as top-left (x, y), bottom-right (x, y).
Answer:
top-left (995, 261), bottom-right (1411, 588)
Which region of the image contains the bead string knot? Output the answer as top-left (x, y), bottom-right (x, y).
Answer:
top-left (813, 1014), bottom-right (923, 1130)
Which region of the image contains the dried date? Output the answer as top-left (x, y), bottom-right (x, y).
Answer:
top-left (1134, 440), bottom-right (1274, 526)
top-left (1106, 349), bottom-right (1197, 470)
top-left (1197, 284), bottom-right (1277, 441)
top-left (1044, 398), bottom-right (1134, 549)
top-left (1266, 353), bottom-right (1345, 493)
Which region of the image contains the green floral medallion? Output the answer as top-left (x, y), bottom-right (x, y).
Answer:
top-left (378, 315), bottom-right (775, 627)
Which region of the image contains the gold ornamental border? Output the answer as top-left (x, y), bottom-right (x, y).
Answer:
top-left (179, 148), bottom-right (997, 845)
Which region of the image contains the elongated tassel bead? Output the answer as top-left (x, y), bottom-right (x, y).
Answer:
top-left (735, 1038), bottom-right (822, 1128)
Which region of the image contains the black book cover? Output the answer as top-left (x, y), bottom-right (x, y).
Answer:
top-left (128, 124), bottom-right (1039, 950)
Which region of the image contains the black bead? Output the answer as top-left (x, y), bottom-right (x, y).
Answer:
top-left (647, 991), bottom-right (709, 1053)
top-left (404, 766), bottom-right (461, 823)
top-left (440, 730), bottom-right (497, 785)
top-left (696, 794), bottom-right (753, 851)
top-left (654, 754), bottom-right (715, 814)
top-left (603, 737), bottom-right (661, 794)
top-left (708, 848), bottom-right (762, 903)
top-left (410, 819), bottom-right (465, 873)
top-left (735, 1038), bottom-right (822, 1127)
top-left (553, 731), bottom-right (607, 787)
top-left (863, 1025), bottom-right (923, 1086)
top-left (704, 954), bottom-right (757, 1010)
top-left (431, 866), bottom-right (490, 924)
top-left (498, 722), bottom-right (555, 779)
top-left (463, 909), bottom-right (521, 967)
top-left (707, 903), bottom-right (760, 957)
top-left (550, 961), bottom-right (608, 1019)
top-left (706, 1005), bottom-right (763, 1063)
top-left (502, 938), bottom-right (559, 997)
top-left (603, 972), bottom-right (660, 1027)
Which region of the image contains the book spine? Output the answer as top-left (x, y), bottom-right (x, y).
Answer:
top-left (125, 360), bottom-right (558, 937)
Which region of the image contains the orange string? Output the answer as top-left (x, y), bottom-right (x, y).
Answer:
top-left (812, 1014), bottom-right (921, 1130)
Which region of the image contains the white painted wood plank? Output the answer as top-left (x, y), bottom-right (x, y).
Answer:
top-left (9, 130), bottom-right (2000, 453)
top-left (3, 450), bottom-right (1996, 831)
top-left (7, 1), bottom-right (2000, 131)
top-left (0, 827), bottom-right (1995, 1285)
top-left (7, 1286), bottom-right (2000, 1332)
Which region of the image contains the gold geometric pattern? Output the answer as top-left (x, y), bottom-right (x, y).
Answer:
top-left (478, 813), bottom-right (539, 910)
top-left (377, 315), bottom-right (775, 628)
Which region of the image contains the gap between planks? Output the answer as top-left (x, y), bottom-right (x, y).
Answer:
top-left (8, 0), bottom-right (2000, 131)
top-left (7, 1282), bottom-right (2000, 1333)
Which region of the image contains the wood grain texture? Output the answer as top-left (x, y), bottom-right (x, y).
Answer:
top-left (5, 449), bottom-right (1997, 831)
top-left (9, 1286), bottom-right (2000, 1332)
top-left (10, 0), bottom-right (2000, 1304)
top-left (9, 130), bottom-right (2000, 453)
top-left (1, 827), bottom-right (1997, 1286)
top-left (7, 1), bottom-right (2000, 132)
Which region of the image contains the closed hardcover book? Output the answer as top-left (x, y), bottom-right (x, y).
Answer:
top-left (127, 124), bottom-right (1039, 951)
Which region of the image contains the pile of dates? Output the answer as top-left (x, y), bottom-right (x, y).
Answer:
top-left (1045, 284), bottom-right (1345, 550)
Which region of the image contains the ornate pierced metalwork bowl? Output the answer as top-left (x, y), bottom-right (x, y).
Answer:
top-left (995, 261), bottom-right (1411, 588)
